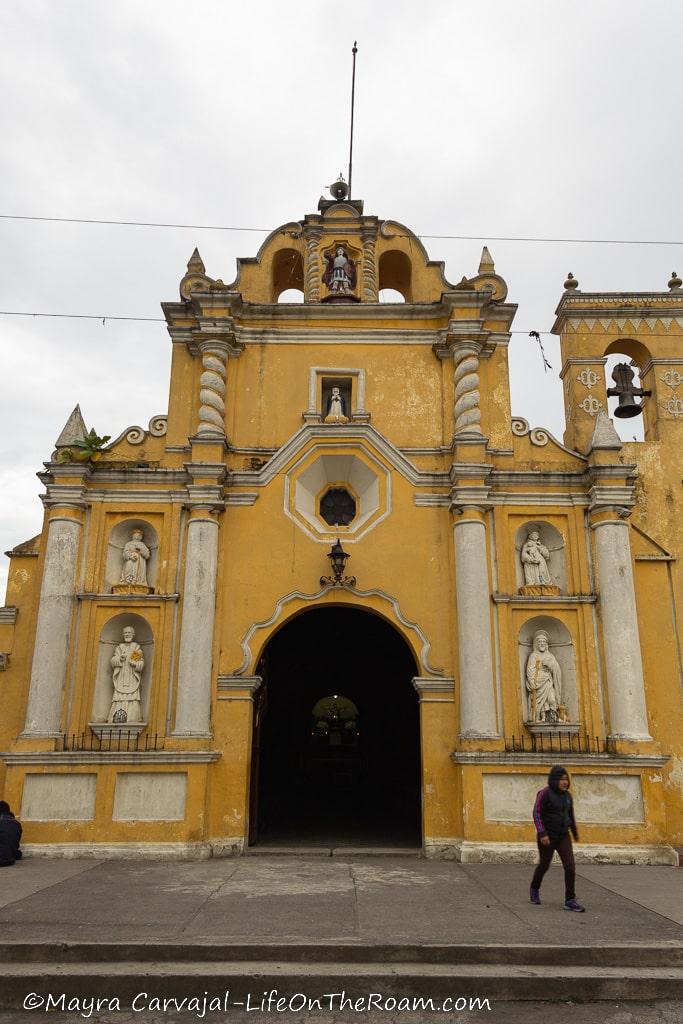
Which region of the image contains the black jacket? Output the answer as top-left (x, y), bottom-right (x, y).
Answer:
top-left (533, 785), bottom-right (578, 840)
top-left (0, 812), bottom-right (22, 864)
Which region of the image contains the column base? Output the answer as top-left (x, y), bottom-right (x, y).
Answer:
top-left (607, 733), bottom-right (655, 755)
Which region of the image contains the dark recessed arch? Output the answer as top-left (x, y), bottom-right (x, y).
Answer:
top-left (250, 605), bottom-right (421, 848)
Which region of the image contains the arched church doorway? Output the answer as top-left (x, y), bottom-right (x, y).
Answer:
top-left (250, 606), bottom-right (421, 848)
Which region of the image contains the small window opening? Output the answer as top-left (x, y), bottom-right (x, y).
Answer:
top-left (320, 487), bottom-right (356, 527)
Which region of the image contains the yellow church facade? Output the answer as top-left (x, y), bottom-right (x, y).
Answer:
top-left (1, 188), bottom-right (682, 862)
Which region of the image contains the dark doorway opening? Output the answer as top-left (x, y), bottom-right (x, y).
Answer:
top-left (251, 606), bottom-right (421, 848)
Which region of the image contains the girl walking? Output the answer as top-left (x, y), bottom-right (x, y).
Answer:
top-left (530, 764), bottom-right (585, 912)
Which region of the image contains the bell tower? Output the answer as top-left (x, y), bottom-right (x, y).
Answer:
top-left (553, 271), bottom-right (683, 451)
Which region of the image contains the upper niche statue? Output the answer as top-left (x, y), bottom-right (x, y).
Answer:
top-left (112, 528), bottom-right (152, 594)
top-left (323, 247), bottom-right (356, 294)
top-left (120, 529), bottom-right (150, 587)
top-left (520, 530), bottom-right (552, 587)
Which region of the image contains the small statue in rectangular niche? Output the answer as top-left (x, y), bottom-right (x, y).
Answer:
top-left (112, 528), bottom-right (152, 595)
top-left (324, 386), bottom-right (349, 424)
top-left (525, 631), bottom-right (568, 724)
top-left (519, 529), bottom-right (561, 596)
top-left (107, 626), bottom-right (144, 724)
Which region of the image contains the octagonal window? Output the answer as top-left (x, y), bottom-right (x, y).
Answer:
top-left (320, 487), bottom-right (356, 527)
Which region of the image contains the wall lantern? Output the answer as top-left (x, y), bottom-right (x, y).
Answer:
top-left (607, 362), bottom-right (651, 418)
top-left (320, 539), bottom-right (356, 587)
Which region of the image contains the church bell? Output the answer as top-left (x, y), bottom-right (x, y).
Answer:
top-left (607, 362), bottom-right (651, 418)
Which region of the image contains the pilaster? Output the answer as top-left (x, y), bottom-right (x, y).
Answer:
top-left (173, 465), bottom-right (226, 738)
top-left (588, 462), bottom-right (651, 747)
top-left (22, 465), bottom-right (90, 739)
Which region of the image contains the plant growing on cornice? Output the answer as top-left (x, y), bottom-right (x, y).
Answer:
top-left (57, 429), bottom-right (112, 464)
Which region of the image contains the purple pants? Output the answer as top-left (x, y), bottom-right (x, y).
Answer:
top-left (530, 833), bottom-right (576, 900)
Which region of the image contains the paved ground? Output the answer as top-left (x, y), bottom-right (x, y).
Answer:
top-left (0, 855), bottom-right (681, 943)
top-left (0, 855), bottom-right (680, 1023)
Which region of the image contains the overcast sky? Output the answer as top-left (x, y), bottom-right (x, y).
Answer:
top-left (2, 0), bottom-right (682, 597)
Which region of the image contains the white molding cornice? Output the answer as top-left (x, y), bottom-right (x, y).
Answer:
top-left (1, 751), bottom-right (221, 765)
top-left (451, 751), bottom-right (669, 767)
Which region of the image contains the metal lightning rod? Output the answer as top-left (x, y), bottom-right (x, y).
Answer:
top-left (348, 41), bottom-right (358, 199)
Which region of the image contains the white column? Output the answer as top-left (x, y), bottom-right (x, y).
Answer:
top-left (174, 512), bottom-right (219, 736)
top-left (453, 510), bottom-right (498, 738)
top-left (23, 515), bottom-right (83, 736)
top-left (592, 517), bottom-right (650, 740)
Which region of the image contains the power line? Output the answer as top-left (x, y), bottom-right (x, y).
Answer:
top-left (2, 213), bottom-right (683, 247)
top-left (0, 309), bottom-right (676, 342)
top-left (0, 214), bottom-right (270, 234)
top-left (0, 310), bottom-right (164, 323)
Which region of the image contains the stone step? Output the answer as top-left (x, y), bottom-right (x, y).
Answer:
top-left (1, 960), bottom-right (682, 1007)
top-left (246, 845), bottom-right (422, 857)
top-left (1, 941), bottom-right (681, 966)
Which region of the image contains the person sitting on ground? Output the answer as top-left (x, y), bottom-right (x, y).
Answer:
top-left (0, 800), bottom-right (23, 866)
top-left (530, 765), bottom-right (585, 912)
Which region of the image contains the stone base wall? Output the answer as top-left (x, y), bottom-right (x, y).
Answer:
top-left (424, 838), bottom-right (678, 866)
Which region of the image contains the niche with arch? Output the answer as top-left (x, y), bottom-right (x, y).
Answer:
top-left (517, 615), bottom-right (578, 726)
top-left (379, 250), bottom-right (412, 302)
top-left (272, 248), bottom-right (304, 301)
top-left (90, 612), bottom-right (154, 726)
top-left (604, 338), bottom-right (652, 442)
top-left (514, 521), bottom-right (566, 594)
top-left (105, 519), bottom-right (159, 594)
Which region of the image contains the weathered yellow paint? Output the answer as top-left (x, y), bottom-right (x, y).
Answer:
top-left (1, 199), bottom-right (681, 859)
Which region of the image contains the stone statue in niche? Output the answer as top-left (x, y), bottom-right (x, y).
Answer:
top-left (107, 626), bottom-right (144, 724)
top-left (323, 247), bottom-right (356, 294)
top-left (324, 386), bottom-right (350, 424)
top-left (525, 630), bottom-right (567, 724)
top-left (519, 529), bottom-right (561, 596)
top-left (112, 528), bottom-right (152, 595)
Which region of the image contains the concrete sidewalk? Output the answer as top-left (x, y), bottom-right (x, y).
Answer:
top-left (0, 854), bottom-right (681, 943)
top-left (0, 855), bottom-right (681, 1021)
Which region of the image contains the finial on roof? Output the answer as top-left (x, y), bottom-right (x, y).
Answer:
top-left (478, 246), bottom-right (495, 274)
top-left (564, 272), bottom-right (579, 291)
top-left (588, 410), bottom-right (623, 452)
top-left (668, 271), bottom-right (682, 291)
top-left (55, 405), bottom-right (88, 449)
top-left (187, 248), bottom-right (205, 275)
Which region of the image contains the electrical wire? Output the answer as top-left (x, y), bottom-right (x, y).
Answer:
top-left (2, 213), bottom-right (683, 247)
top-left (0, 309), bottom-right (678, 342)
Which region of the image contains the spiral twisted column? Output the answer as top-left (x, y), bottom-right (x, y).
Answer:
top-left (304, 228), bottom-right (322, 302)
top-left (361, 228), bottom-right (378, 302)
top-left (452, 342), bottom-right (483, 436)
top-left (197, 340), bottom-right (228, 436)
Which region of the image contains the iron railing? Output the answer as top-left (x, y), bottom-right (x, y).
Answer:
top-left (62, 730), bottom-right (162, 752)
top-left (505, 732), bottom-right (612, 755)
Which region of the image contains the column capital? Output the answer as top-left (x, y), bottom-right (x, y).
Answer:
top-left (193, 319), bottom-right (244, 358)
top-left (39, 464), bottom-right (92, 513)
top-left (184, 462), bottom-right (227, 511)
top-left (449, 462), bottom-right (492, 514)
top-left (587, 463), bottom-right (637, 516)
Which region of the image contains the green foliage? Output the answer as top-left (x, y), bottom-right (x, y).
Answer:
top-left (57, 429), bottom-right (112, 464)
